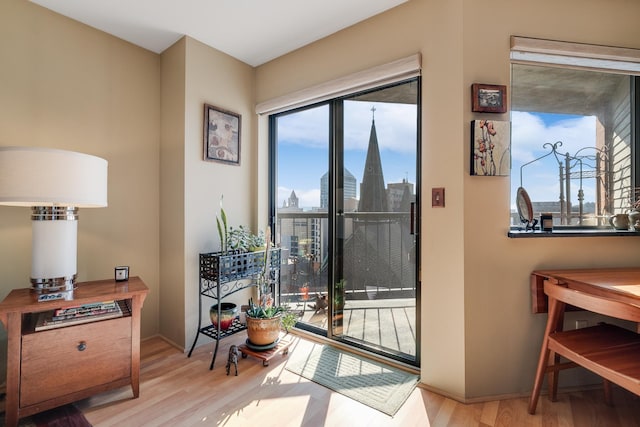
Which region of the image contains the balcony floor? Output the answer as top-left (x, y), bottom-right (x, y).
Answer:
top-left (291, 298), bottom-right (417, 358)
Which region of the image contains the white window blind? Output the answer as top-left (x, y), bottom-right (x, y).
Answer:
top-left (510, 36), bottom-right (640, 75)
top-left (255, 53), bottom-right (421, 115)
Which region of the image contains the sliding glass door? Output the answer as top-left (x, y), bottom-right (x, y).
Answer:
top-left (271, 79), bottom-right (420, 365)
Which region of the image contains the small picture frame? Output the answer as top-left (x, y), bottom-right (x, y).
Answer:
top-left (115, 266), bottom-right (129, 282)
top-left (204, 104), bottom-right (241, 165)
top-left (471, 84), bottom-right (507, 113)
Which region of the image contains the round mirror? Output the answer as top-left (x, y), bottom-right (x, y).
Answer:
top-left (516, 187), bottom-right (533, 223)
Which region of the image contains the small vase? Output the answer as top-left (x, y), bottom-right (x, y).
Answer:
top-left (210, 302), bottom-right (238, 331)
top-left (629, 210), bottom-right (640, 231)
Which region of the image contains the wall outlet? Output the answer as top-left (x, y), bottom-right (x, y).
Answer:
top-left (575, 320), bottom-right (588, 329)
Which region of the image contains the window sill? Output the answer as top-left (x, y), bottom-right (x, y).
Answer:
top-left (508, 228), bottom-right (640, 238)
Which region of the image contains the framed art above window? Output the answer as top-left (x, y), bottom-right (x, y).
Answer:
top-left (471, 83), bottom-right (507, 113)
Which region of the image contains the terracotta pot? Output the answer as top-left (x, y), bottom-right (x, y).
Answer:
top-left (246, 315), bottom-right (281, 346)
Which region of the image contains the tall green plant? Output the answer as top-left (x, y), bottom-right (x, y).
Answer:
top-left (216, 195), bottom-right (228, 254)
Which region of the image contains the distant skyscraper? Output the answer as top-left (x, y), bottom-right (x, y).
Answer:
top-left (320, 169), bottom-right (356, 209)
top-left (387, 179), bottom-right (414, 212)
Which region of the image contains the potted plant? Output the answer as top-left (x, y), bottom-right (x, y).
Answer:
top-left (281, 311), bottom-right (298, 334)
top-left (216, 195), bottom-right (266, 253)
top-left (228, 226), bottom-right (266, 252)
top-left (245, 297), bottom-right (285, 347)
top-left (245, 226), bottom-right (289, 349)
top-left (209, 302), bottom-right (238, 331)
top-left (334, 279), bottom-right (346, 312)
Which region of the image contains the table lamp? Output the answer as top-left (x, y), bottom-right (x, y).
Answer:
top-left (0, 147), bottom-right (108, 301)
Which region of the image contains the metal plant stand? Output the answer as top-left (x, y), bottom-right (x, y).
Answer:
top-left (187, 249), bottom-right (281, 369)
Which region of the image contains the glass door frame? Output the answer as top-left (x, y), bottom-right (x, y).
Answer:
top-left (268, 78), bottom-right (422, 367)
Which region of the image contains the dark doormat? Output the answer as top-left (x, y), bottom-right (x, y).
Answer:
top-left (0, 404), bottom-right (92, 427)
top-left (32, 404), bottom-right (92, 427)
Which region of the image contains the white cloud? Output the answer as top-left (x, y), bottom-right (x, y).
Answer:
top-left (511, 111), bottom-right (596, 163)
top-left (276, 101), bottom-right (417, 155)
top-left (276, 106), bottom-right (329, 149)
top-left (511, 111), bottom-right (600, 205)
top-left (344, 101), bottom-right (417, 154)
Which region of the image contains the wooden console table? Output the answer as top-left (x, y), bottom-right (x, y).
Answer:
top-left (0, 277), bottom-right (148, 427)
top-left (528, 268), bottom-right (640, 414)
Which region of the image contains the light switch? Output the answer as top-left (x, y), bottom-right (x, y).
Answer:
top-left (432, 187), bottom-right (445, 207)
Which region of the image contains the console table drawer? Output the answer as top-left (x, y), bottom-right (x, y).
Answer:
top-left (20, 316), bottom-right (132, 407)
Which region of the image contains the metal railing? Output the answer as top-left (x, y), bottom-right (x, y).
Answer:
top-left (276, 210), bottom-right (416, 306)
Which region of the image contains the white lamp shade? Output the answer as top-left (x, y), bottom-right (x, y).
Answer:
top-left (0, 146), bottom-right (108, 207)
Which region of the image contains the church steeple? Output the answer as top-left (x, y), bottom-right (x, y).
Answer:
top-left (358, 107), bottom-right (388, 212)
top-left (288, 190), bottom-right (299, 208)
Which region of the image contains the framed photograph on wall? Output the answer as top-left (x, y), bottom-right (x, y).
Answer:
top-left (471, 83), bottom-right (507, 113)
top-left (204, 104), bottom-right (241, 165)
top-left (471, 120), bottom-right (511, 176)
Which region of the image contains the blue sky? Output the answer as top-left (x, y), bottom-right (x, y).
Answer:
top-left (511, 111), bottom-right (597, 209)
top-left (276, 101), bottom-right (417, 209)
top-left (276, 103), bottom-right (595, 212)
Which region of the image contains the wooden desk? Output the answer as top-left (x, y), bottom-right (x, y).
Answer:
top-left (528, 268), bottom-right (640, 414)
top-left (530, 267), bottom-right (640, 313)
top-left (0, 277), bottom-right (149, 427)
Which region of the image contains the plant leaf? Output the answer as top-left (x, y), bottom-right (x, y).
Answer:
top-left (221, 208), bottom-right (228, 253)
top-left (216, 217), bottom-right (224, 253)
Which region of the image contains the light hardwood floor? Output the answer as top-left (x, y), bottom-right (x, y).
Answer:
top-left (76, 333), bottom-right (640, 427)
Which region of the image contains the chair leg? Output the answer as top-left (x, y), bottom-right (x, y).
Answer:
top-left (529, 297), bottom-right (564, 415)
top-left (548, 351), bottom-right (560, 401)
top-left (529, 345), bottom-right (550, 414)
top-left (549, 307), bottom-right (565, 403)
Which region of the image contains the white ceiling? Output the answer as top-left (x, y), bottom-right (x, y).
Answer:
top-left (30, 0), bottom-right (407, 67)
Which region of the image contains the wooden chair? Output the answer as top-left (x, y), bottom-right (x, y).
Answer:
top-left (528, 280), bottom-right (640, 414)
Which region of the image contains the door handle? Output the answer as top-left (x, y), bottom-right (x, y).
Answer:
top-left (410, 202), bottom-right (415, 235)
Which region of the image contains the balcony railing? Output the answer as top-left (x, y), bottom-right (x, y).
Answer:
top-left (276, 210), bottom-right (416, 306)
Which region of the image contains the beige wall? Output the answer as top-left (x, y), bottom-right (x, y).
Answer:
top-left (0, 0), bottom-right (161, 353)
top-left (256, 0), bottom-right (640, 400)
top-left (0, 1), bottom-right (258, 370)
top-left (159, 38), bottom-right (187, 347)
top-left (461, 0), bottom-right (640, 399)
top-left (182, 37), bottom-right (257, 349)
top-left (0, 0), bottom-right (162, 382)
top-left (3, 0), bottom-right (640, 401)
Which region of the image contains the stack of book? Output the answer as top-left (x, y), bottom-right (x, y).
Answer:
top-left (35, 300), bottom-right (123, 331)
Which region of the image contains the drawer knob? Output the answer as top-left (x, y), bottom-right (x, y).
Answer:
top-left (77, 341), bottom-right (87, 352)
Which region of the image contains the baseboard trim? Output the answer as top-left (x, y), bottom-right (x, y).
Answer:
top-left (417, 382), bottom-right (605, 404)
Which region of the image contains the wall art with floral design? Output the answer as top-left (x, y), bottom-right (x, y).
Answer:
top-left (471, 120), bottom-right (510, 176)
